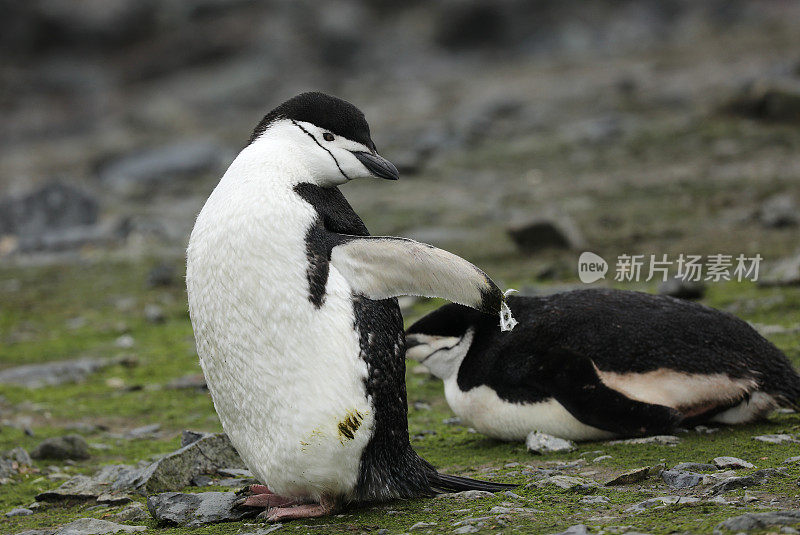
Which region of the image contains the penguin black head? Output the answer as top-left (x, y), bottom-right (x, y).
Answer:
top-left (248, 92), bottom-right (399, 186)
top-left (405, 303), bottom-right (482, 379)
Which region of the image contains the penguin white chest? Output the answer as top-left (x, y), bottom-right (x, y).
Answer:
top-left (186, 173), bottom-right (374, 501)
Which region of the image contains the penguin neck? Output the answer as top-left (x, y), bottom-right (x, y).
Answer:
top-left (424, 328), bottom-right (475, 380)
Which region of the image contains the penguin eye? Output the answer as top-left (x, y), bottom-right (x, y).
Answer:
top-left (323, 133), bottom-right (335, 142)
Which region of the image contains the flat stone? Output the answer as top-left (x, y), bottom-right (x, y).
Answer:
top-left (529, 475), bottom-right (597, 492)
top-left (714, 510), bottom-right (800, 533)
top-left (526, 431), bottom-right (577, 454)
top-left (114, 433), bottom-right (245, 494)
top-left (784, 456), bottom-right (800, 464)
top-left (713, 456), bottom-right (755, 469)
top-left (661, 469), bottom-right (702, 489)
top-left (453, 527), bottom-right (479, 535)
top-left (410, 521), bottom-right (436, 531)
top-left (626, 496), bottom-right (700, 513)
top-left (581, 496), bottom-right (610, 505)
top-left (37, 464), bottom-right (139, 501)
top-left (0, 358), bottom-right (122, 388)
top-left (606, 467), bottom-right (650, 486)
top-left (753, 434), bottom-right (799, 444)
top-left (607, 435), bottom-right (681, 446)
top-left (55, 518), bottom-right (146, 535)
top-left (435, 490), bottom-right (494, 500)
top-left (6, 507), bottom-right (34, 517)
top-left (147, 491), bottom-right (255, 527)
top-left (31, 435), bottom-right (90, 461)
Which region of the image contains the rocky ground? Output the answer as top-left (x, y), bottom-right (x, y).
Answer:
top-left (2, 1), bottom-right (800, 534)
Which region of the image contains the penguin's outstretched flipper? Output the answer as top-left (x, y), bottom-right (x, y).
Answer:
top-left (330, 235), bottom-right (505, 315)
top-left (513, 347), bottom-right (684, 437)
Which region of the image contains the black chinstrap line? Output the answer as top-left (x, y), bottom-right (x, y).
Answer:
top-left (291, 120), bottom-right (350, 181)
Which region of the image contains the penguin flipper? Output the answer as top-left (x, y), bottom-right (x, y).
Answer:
top-left (516, 347), bottom-right (684, 437)
top-left (329, 235), bottom-right (504, 315)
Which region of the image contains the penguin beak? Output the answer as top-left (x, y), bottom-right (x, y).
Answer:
top-left (352, 151), bottom-right (400, 181)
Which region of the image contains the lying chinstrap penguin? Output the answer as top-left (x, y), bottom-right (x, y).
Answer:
top-left (186, 92), bottom-right (514, 522)
top-left (406, 289), bottom-right (800, 441)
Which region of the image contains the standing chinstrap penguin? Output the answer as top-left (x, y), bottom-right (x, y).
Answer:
top-left (186, 92), bottom-right (513, 522)
top-left (406, 289), bottom-right (800, 441)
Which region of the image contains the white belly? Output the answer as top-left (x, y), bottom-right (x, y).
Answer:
top-left (186, 175), bottom-right (373, 501)
top-left (443, 377), bottom-right (613, 441)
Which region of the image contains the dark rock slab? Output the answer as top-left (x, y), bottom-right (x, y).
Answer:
top-left (147, 491), bottom-right (255, 527)
top-left (31, 435), bottom-right (90, 461)
top-left (724, 79), bottom-right (800, 123)
top-left (661, 469), bottom-right (702, 489)
top-left (114, 433), bottom-right (245, 494)
top-left (714, 510), bottom-right (800, 533)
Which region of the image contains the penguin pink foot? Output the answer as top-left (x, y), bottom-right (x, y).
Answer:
top-left (264, 497), bottom-right (337, 522)
top-left (237, 484), bottom-right (298, 508)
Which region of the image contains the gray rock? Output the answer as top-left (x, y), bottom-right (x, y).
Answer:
top-left (606, 467), bottom-right (650, 486)
top-left (166, 374), bottom-right (207, 390)
top-left (99, 141), bottom-right (228, 196)
top-left (526, 431), bottom-right (577, 454)
top-left (760, 254), bottom-right (800, 287)
top-left (673, 462), bottom-right (716, 472)
top-left (0, 447), bottom-right (33, 479)
top-left (54, 518), bottom-right (146, 535)
top-left (661, 469), bottom-right (702, 489)
top-left (0, 181), bottom-right (98, 238)
top-left (725, 79), bottom-right (800, 123)
top-left (608, 435), bottom-right (681, 446)
top-left (712, 456), bottom-right (755, 469)
top-left (0, 357), bottom-right (122, 388)
top-left (124, 424), bottom-right (161, 440)
top-left (114, 433), bottom-right (245, 494)
top-left (453, 526), bottom-right (479, 535)
top-left (410, 521), bottom-right (436, 531)
top-left (784, 456), bottom-right (800, 464)
top-left (626, 496), bottom-right (700, 513)
top-left (529, 475), bottom-right (597, 492)
top-left (658, 277), bottom-right (706, 300)
top-left (581, 496), bottom-right (610, 505)
top-left (180, 430), bottom-right (211, 447)
top-left (147, 491), bottom-right (254, 527)
top-left (714, 510), bottom-right (800, 533)
top-left (551, 525), bottom-right (591, 535)
top-left (31, 435), bottom-right (90, 461)
top-left (507, 216), bottom-right (584, 253)
top-left (434, 490), bottom-right (494, 500)
top-left (753, 434), bottom-right (799, 444)
top-left (759, 194), bottom-right (799, 228)
top-left (110, 502), bottom-right (150, 523)
top-left (6, 507), bottom-right (34, 517)
top-left (143, 304), bottom-right (165, 323)
top-left (37, 464), bottom-right (139, 501)
top-left (708, 469), bottom-right (786, 494)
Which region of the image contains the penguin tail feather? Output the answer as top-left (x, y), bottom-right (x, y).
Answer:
top-left (427, 471), bottom-right (516, 494)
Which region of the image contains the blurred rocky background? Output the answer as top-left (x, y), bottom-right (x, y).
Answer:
top-left (0, 0), bottom-right (799, 277)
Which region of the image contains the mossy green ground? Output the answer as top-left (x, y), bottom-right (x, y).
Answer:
top-left (1, 258), bottom-right (799, 535)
